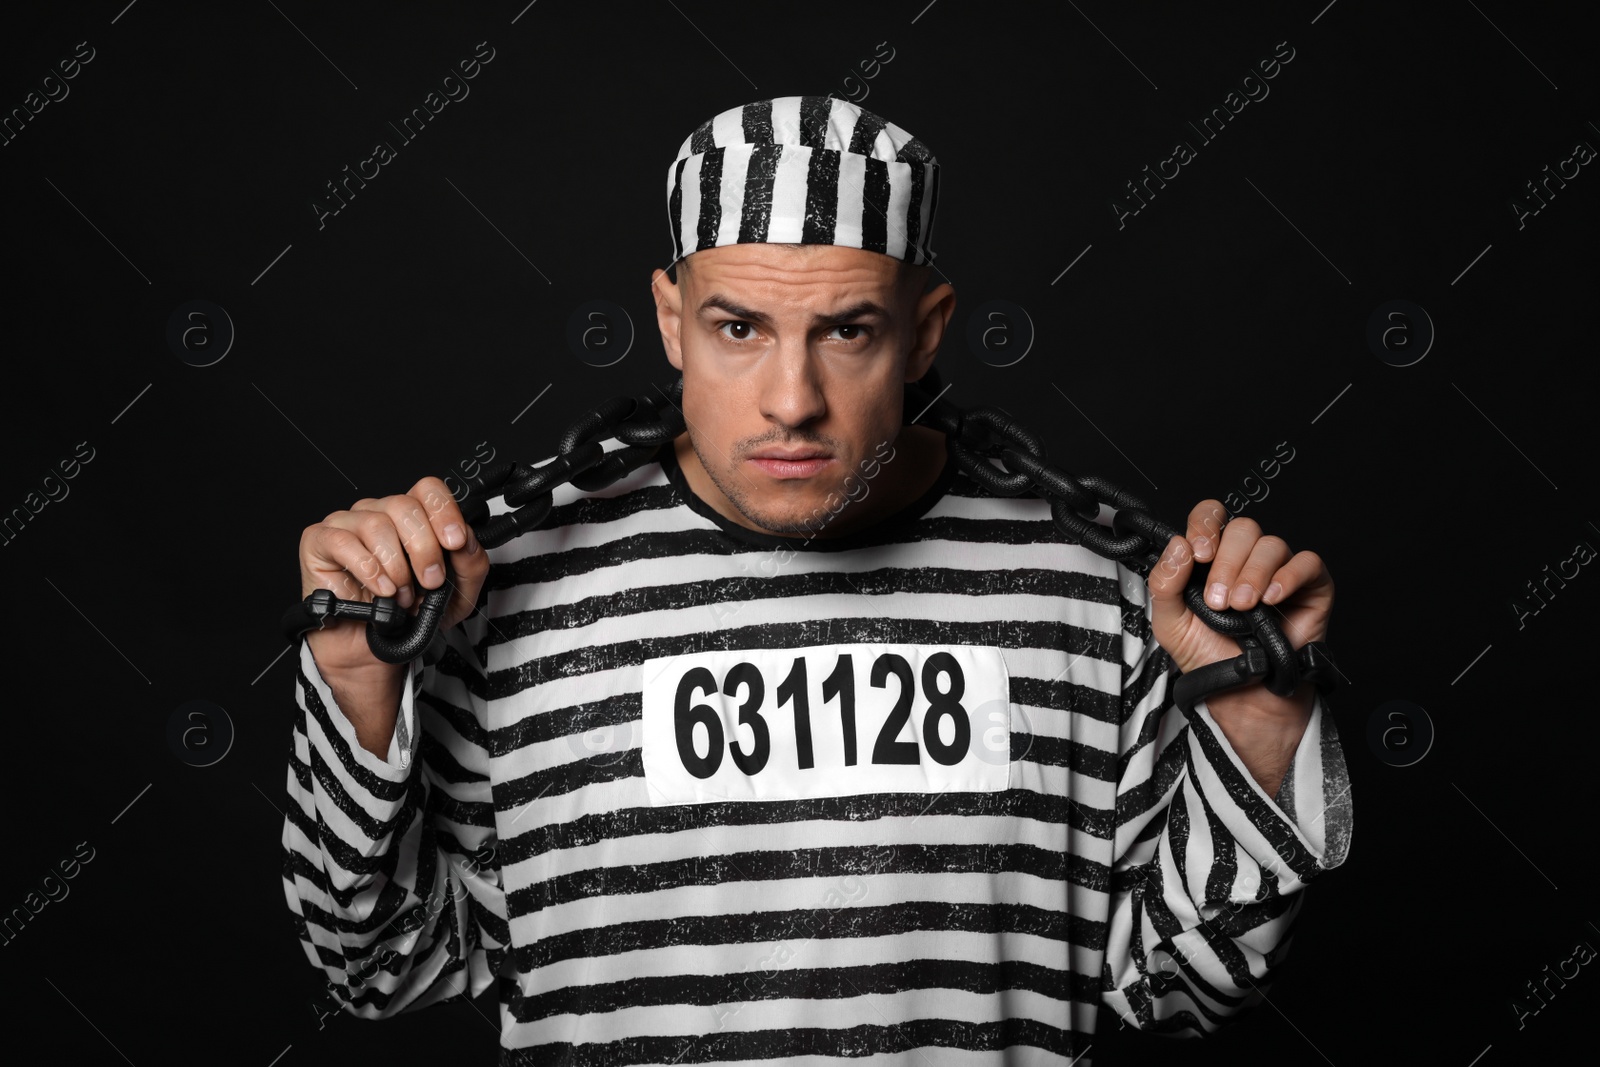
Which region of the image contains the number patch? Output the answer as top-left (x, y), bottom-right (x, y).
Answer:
top-left (640, 643), bottom-right (1011, 805)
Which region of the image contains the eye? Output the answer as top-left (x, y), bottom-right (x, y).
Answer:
top-left (717, 321), bottom-right (758, 342)
top-left (829, 324), bottom-right (871, 342)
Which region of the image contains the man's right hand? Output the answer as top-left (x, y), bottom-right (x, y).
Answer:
top-left (296, 477), bottom-right (489, 755)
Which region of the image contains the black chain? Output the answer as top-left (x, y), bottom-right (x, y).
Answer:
top-left (282, 370), bottom-right (1336, 714)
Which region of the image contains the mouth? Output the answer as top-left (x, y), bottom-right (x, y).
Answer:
top-left (746, 450), bottom-right (834, 479)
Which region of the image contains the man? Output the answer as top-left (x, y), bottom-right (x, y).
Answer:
top-left (283, 95), bottom-right (1352, 1065)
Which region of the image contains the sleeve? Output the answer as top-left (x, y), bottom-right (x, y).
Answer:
top-left (279, 605), bottom-right (509, 1020)
top-left (1098, 559), bottom-right (1354, 1034)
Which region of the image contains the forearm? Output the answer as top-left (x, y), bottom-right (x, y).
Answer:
top-left (305, 632), bottom-right (406, 758)
top-left (1201, 677), bottom-right (1314, 796)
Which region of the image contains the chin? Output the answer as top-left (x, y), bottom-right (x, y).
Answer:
top-left (736, 500), bottom-right (829, 537)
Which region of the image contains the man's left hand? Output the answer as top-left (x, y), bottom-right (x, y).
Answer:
top-left (1147, 499), bottom-right (1334, 719)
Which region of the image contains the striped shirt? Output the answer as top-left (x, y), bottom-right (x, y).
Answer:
top-left (281, 439), bottom-right (1354, 1065)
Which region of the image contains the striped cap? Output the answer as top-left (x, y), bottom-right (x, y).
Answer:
top-left (666, 95), bottom-right (940, 268)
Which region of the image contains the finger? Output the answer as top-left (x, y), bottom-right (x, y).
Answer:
top-left (329, 508), bottom-right (420, 605)
top-left (1185, 499), bottom-right (1229, 561)
top-left (1226, 534), bottom-right (1293, 610)
top-left (409, 477), bottom-right (493, 627)
top-left (1147, 535), bottom-right (1195, 640)
top-left (1202, 514), bottom-right (1261, 609)
top-left (410, 476), bottom-right (470, 553)
top-left (303, 521), bottom-right (382, 597)
top-left (451, 521), bottom-right (488, 592)
top-left (304, 525), bottom-right (396, 601)
top-left (359, 511), bottom-right (421, 605)
top-left (358, 495), bottom-right (443, 604)
top-left (1261, 549), bottom-right (1332, 607)
top-left (353, 480), bottom-right (480, 619)
top-left (437, 517), bottom-right (495, 628)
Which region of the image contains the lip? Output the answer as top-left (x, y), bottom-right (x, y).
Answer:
top-left (748, 450), bottom-right (831, 461)
top-left (748, 454), bottom-right (833, 478)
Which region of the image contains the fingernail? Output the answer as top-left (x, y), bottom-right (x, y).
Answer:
top-left (466, 529), bottom-right (480, 555)
top-left (1231, 583), bottom-right (1255, 607)
top-left (423, 564), bottom-right (443, 586)
top-left (398, 586), bottom-right (414, 608)
top-left (443, 523), bottom-right (465, 550)
top-left (377, 576), bottom-right (396, 597)
top-left (1192, 536), bottom-right (1210, 558)
top-left (1207, 582), bottom-right (1228, 608)
top-left (1264, 581), bottom-right (1283, 603)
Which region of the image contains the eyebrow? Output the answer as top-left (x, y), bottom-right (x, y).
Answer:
top-left (696, 294), bottom-right (892, 327)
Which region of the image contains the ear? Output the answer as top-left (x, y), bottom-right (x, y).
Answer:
top-left (904, 282), bottom-right (955, 382)
top-left (652, 267), bottom-right (685, 371)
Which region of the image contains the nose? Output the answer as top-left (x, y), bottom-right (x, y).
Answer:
top-left (758, 338), bottom-right (827, 431)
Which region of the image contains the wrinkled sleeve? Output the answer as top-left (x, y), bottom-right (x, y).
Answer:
top-left (279, 606), bottom-right (507, 1020)
top-left (1099, 560), bottom-right (1354, 1034)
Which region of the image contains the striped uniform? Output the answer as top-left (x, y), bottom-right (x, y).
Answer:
top-left (281, 441), bottom-right (1354, 1065)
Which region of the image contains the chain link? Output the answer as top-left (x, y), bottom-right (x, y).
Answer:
top-left (282, 371), bottom-right (1335, 712)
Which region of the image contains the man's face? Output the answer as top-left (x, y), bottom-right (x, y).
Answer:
top-left (652, 242), bottom-right (947, 537)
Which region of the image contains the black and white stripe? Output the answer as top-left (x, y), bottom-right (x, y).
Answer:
top-left (281, 444), bottom-right (1354, 1065)
top-left (666, 95), bottom-right (940, 266)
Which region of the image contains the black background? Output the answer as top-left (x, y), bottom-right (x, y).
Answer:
top-left (2, 1), bottom-right (1595, 1064)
